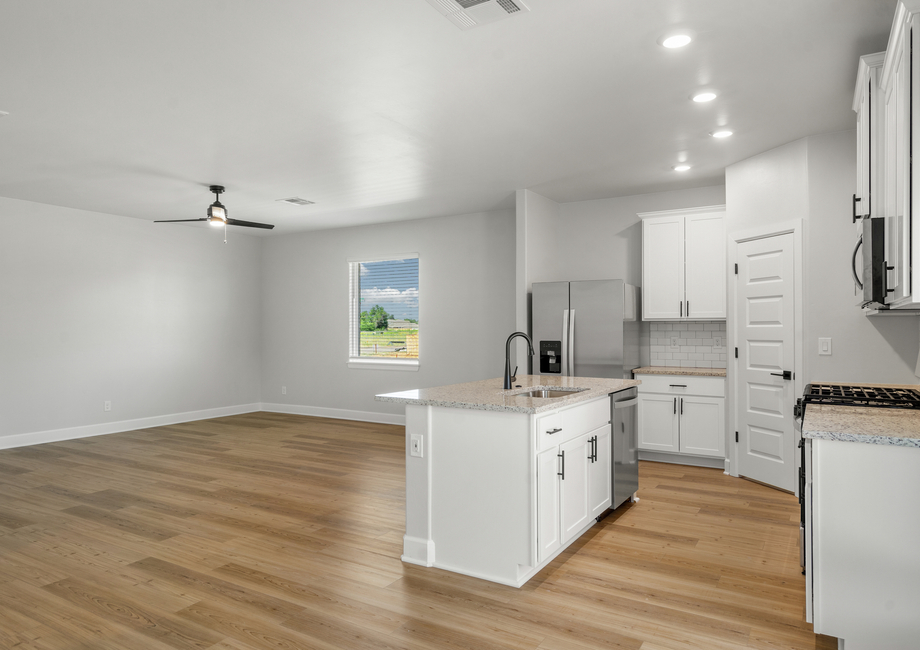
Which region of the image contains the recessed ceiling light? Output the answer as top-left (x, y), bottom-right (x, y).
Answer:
top-left (660, 34), bottom-right (692, 49)
top-left (673, 164), bottom-right (692, 172)
top-left (711, 129), bottom-right (733, 138)
top-left (692, 92), bottom-right (717, 103)
top-left (277, 197), bottom-right (315, 206)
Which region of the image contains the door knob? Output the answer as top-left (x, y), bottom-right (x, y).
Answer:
top-left (770, 370), bottom-right (793, 380)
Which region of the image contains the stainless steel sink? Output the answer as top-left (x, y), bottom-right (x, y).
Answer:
top-left (516, 388), bottom-right (587, 399)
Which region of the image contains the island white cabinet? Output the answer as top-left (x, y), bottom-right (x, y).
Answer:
top-left (536, 398), bottom-right (612, 561)
top-left (636, 374), bottom-right (725, 460)
top-left (639, 206), bottom-right (726, 320)
top-left (378, 375), bottom-right (639, 587)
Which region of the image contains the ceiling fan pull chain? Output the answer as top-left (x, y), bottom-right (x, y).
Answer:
top-left (224, 223), bottom-right (227, 244)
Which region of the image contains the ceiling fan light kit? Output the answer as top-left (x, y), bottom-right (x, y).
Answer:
top-left (155, 185), bottom-right (275, 236)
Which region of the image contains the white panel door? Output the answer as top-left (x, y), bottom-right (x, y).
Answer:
top-left (536, 446), bottom-right (561, 563)
top-left (684, 212), bottom-right (726, 319)
top-left (643, 216), bottom-right (684, 319)
top-left (587, 425), bottom-right (611, 519)
top-left (678, 396), bottom-right (725, 458)
top-left (637, 393), bottom-right (679, 452)
top-left (559, 433), bottom-right (591, 544)
top-left (736, 233), bottom-right (796, 491)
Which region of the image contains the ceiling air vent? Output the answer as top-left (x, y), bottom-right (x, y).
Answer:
top-left (277, 197), bottom-right (315, 206)
top-left (425, 0), bottom-right (530, 30)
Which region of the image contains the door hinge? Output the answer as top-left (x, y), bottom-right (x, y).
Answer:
top-left (734, 347), bottom-right (738, 358)
top-left (735, 431), bottom-right (739, 443)
top-left (734, 263), bottom-right (738, 275)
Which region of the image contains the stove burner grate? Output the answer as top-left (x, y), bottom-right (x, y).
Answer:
top-left (803, 383), bottom-right (920, 409)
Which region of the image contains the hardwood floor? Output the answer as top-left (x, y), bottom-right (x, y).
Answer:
top-left (0, 412), bottom-right (835, 649)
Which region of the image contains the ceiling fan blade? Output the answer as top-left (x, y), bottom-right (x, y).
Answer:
top-left (154, 218), bottom-right (209, 223)
top-left (225, 218), bottom-right (275, 230)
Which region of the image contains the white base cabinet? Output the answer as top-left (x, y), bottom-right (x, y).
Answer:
top-left (636, 374), bottom-right (725, 460)
top-left (806, 438), bottom-right (920, 649)
top-left (403, 393), bottom-right (622, 587)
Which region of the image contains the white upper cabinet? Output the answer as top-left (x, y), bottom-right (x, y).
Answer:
top-left (640, 206), bottom-right (726, 321)
top-left (854, 52), bottom-right (885, 223)
top-left (878, 1), bottom-right (920, 309)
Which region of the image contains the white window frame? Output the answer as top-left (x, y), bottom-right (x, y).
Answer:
top-left (348, 253), bottom-right (419, 371)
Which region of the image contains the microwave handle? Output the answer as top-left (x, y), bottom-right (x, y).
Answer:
top-left (852, 234), bottom-right (863, 290)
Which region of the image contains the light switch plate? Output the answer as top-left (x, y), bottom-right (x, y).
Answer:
top-left (818, 337), bottom-right (832, 356)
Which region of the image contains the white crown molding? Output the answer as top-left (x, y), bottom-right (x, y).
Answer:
top-left (637, 204), bottom-right (726, 220)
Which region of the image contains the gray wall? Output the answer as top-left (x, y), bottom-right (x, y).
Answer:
top-left (261, 209), bottom-right (516, 420)
top-left (726, 130), bottom-right (920, 384)
top-left (0, 196), bottom-right (263, 440)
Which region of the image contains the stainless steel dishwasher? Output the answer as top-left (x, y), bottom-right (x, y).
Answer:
top-left (611, 388), bottom-right (639, 510)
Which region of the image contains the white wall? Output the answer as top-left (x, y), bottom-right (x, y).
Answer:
top-left (557, 185), bottom-right (727, 286)
top-left (261, 209), bottom-right (516, 421)
top-left (726, 131), bottom-right (920, 385)
top-left (0, 197), bottom-right (263, 442)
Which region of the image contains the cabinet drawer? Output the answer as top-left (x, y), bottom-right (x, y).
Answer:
top-left (636, 374), bottom-right (725, 397)
top-left (536, 412), bottom-right (564, 450)
top-left (537, 397), bottom-right (611, 451)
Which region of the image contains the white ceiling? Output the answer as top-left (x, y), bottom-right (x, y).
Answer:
top-left (0, 0), bottom-right (896, 234)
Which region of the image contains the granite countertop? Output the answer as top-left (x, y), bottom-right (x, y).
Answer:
top-left (633, 366), bottom-right (726, 378)
top-left (803, 404), bottom-right (920, 448)
top-left (375, 375), bottom-right (640, 414)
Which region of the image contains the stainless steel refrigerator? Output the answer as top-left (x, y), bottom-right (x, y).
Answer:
top-left (532, 279), bottom-right (641, 511)
top-left (531, 279), bottom-right (640, 379)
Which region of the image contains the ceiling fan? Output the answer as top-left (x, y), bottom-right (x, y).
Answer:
top-left (155, 186), bottom-right (275, 230)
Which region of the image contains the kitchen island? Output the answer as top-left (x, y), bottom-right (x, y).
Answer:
top-left (377, 374), bottom-right (639, 587)
top-left (802, 402), bottom-right (920, 650)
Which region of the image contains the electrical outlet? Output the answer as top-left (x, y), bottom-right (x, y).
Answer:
top-left (104, 401), bottom-right (111, 412)
top-left (410, 434), bottom-right (424, 458)
top-left (281, 386), bottom-right (287, 395)
top-left (670, 335), bottom-right (679, 350)
top-left (714, 336), bottom-right (723, 349)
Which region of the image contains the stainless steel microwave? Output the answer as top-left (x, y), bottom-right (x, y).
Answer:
top-left (855, 217), bottom-right (888, 309)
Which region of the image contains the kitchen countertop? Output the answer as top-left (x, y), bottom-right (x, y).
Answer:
top-left (803, 404), bottom-right (920, 448)
top-left (375, 374), bottom-right (640, 414)
top-left (633, 366), bottom-right (726, 378)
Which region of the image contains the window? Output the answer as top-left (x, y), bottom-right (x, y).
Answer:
top-left (348, 254), bottom-right (419, 370)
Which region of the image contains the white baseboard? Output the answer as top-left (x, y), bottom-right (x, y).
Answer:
top-left (638, 449), bottom-right (726, 469)
top-left (0, 403), bottom-right (262, 451)
top-left (261, 402), bottom-right (406, 426)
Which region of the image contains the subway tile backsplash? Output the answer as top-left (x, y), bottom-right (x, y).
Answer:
top-left (647, 321), bottom-right (727, 369)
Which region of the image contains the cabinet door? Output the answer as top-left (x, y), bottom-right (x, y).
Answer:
top-left (637, 393), bottom-right (679, 452)
top-left (886, 31), bottom-right (910, 303)
top-left (536, 446), bottom-right (561, 563)
top-left (684, 212), bottom-right (726, 319)
top-left (588, 425), bottom-right (611, 519)
top-left (559, 433), bottom-right (592, 544)
top-left (678, 395), bottom-right (725, 458)
top-left (642, 216), bottom-right (684, 320)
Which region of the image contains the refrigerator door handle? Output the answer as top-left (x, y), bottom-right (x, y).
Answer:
top-left (568, 309), bottom-right (576, 376)
top-left (561, 309), bottom-right (570, 377)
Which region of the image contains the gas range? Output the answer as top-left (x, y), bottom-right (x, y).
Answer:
top-left (796, 383), bottom-right (920, 417)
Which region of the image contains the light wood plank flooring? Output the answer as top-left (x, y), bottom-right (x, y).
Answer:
top-left (0, 412), bottom-right (835, 649)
